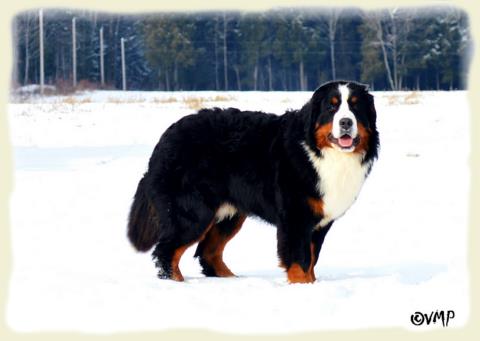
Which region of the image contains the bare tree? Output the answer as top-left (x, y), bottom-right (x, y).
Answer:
top-left (267, 55), bottom-right (273, 91)
top-left (121, 37), bottom-right (126, 90)
top-left (328, 8), bottom-right (341, 80)
top-left (372, 11), bottom-right (395, 90)
top-left (23, 12), bottom-right (32, 85)
top-left (72, 17), bottom-right (77, 87)
top-left (370, 8), bottom-right (416, 90)
top-left (233, 64), bottom-right (241, 90)
top-left (39, 9), bottom-right (44, 94)
top-left (396, 9), bottom-right (415, 90)
top-left (214, 16), bottom-right (220, 90)
top-left (100, 26), bottom-right (105, 86)
top-left (388, 8), bottom-right (398, 90)
top-left (299, 59), bottom-right (306, 90)
top-left (223, 12), bottom-right (229, 90)
top-left (11, 16), bottom-right (19, 88)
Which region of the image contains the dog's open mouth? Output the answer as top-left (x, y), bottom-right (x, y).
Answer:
top-left (328, 134), bottom-right (360, 150)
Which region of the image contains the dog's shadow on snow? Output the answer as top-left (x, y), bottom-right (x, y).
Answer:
top-left (316, 262), bottom-right (448, 285)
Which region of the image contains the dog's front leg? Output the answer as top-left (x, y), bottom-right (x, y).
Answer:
top-left (277, 223), bottom-right (315, 284)
top-left (309, 222), bottom-right (333, 281)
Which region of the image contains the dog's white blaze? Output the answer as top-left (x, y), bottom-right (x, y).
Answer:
top-left (215, 203), bottom-right (238, 222)
top-left (332, 84), bottom-right (358, 139)
top-left (302, 143), bottom-right (371, 229)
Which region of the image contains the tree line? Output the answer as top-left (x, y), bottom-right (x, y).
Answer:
top-left (11, 7), bottom-right (471, 92)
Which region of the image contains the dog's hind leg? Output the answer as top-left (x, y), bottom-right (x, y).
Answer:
top-left (194, 213), bottom-right (247, 277)
top-left (152, 208), bottom-right (217, 282)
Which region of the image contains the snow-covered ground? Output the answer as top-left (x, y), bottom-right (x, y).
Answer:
top-left (6, 90), bottom-right (470, 333)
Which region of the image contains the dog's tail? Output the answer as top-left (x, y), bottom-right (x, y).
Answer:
top-left (127, 176), bottom-right (160, 252)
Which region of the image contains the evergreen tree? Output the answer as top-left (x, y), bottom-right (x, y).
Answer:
top-left (238, 13), bottom-right (268, 90)
top-left (144, 14), bottom-right (196, 90)
top-left (11, 7), bottom-right (471, 92)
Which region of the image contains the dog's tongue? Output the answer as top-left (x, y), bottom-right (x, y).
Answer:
top-left (339, 136), bottom-right (353, 148)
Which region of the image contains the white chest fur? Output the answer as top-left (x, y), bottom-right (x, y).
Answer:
top-left (303, 143), bottom-right (371, 228)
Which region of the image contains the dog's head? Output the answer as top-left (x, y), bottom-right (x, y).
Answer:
top-left (305, 80), bottom-right (378, 158)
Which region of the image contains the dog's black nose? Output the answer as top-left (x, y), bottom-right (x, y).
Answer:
top-left (339, 118), bottom-right (353, 130)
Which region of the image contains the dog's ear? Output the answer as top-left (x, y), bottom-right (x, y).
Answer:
top-left (365, 92), bottom-right (380, 161)
top-left (310, 81), bottom-right (335, 116)
top-left (304, 82), bottom-right (335, 152)
top-left (366, 93), bottom-right (377, 129)
top-left (350, 81), bottom-right (376, 129)
top-left (349, 81), bottom-right (369, 93)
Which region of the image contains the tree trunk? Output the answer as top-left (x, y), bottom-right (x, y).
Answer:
top-left (299, 59), bottom-right (306, 91)
top-left (267, 56), bottom-right (273, 91)
top-left (11, 17), bottom-right (19, 88)
top-left (399, 45), bottom-right (407, 89)
top-left (390, 11), bottom-right (398, 90)
top-left (158, 68), bottom-right (165, 90)
top-left (281, 67), bottom-right (287, 91)
top-left (100, 27), bottom-right (105, 86)
top-left (223, 12), bottom-right (228, 91)
top-left (375, 17), bottom-right (395, 91)
top-left (61, 47), bottom-right (66, 81)
top-left (113, 18), bottom-right (120, 87)
top-left (214, 18), bottom-right (219, 91)
top-left (253, 62), bottom-right (258, 90)
top-left (259, 68), bottom-right (265, 91)
top-left (329, 36), bottom-right (336, 80)
top-left (328, 11), bottom-right (339, 80)
top-left (39, 9), bottom-right (44, 94)
top-left (72, 17), bottom-right (77, 87)
top-left (174, 60), bottom-right (178, 90)
top-left (165, 69), bottom-right (170, 91)
top-left (55, 46), bottom-right (60, 81)
top-left (233, 64), bottom-right (241, 90)
top-left (121, 37), bottom-right (126, 91)
top-left (33, 63), bottom-right (37, 84)
top-left (23, 14), bottom-right (30, 85)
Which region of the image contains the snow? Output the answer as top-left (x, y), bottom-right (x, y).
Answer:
top-left (6, 90), bottom-right (470, 333)
top-left (11, 85), bottom-right (58, 100)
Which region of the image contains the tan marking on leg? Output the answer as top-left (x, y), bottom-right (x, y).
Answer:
top-left (201, 214), bottom-right (246, 277)
top-left (171, 245), bottom-right (188, 281)
top-left (308, 243), bottom-right (316, 282)
top-left (170, 220), bottom-right (215, 282)
top-left (287, 263), bottom-right (315, 284)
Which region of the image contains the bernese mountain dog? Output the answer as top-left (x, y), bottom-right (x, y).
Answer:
top-left (127, 80), bottom-right (379, 284)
